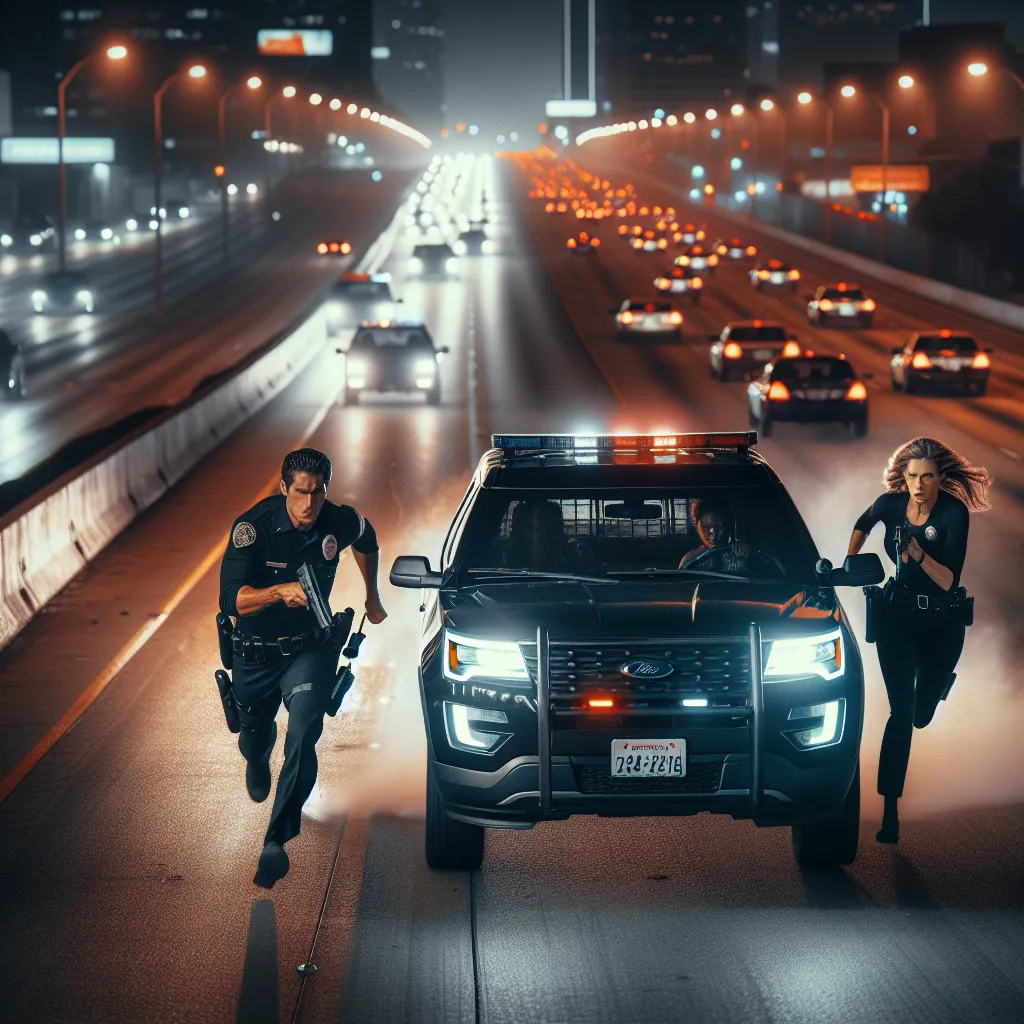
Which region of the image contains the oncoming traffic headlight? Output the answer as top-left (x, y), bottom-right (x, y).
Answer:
top-left (443, 631), bottom-right (530, 682)
top-left (765, 629), bottom-right (844, 681)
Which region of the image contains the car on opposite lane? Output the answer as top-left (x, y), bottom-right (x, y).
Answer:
top-left (747, 353), bottom-right (871, 437)
top-left (389, 431), bottom-right (882, 872)
top-left (31, 271), bottom-right (96, 314)
top-left (807, 283), bottom-right (876, 328)
top-left (890, 330), bottom-right (992, 396)
top-left (751, 259), bottom-right (801, 292)
top-left (340, 319), bottom-right (449, 406)
top-left (710, 321), bottom-right (802, 381)
top-left (654, 266), bottom-right (704, 304)
top-left (612, 299), bottom-right (684, 340)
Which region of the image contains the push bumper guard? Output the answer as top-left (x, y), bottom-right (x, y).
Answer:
top-left (534, 622), bottom-right (765, 818)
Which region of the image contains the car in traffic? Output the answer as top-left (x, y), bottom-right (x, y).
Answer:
top-left (714, 237), bottom-right (758, 260)
top-left (677, 223), bottom-right (706, 245)
top-left (751, 259), bottom-right (801, 291)
top-left (566, 231), bottom-right (600, 253)
top-left (807, 283), bottom-right (876, 328)
top-left (339, 319), bottom-right (448, 405)
top-left (654, 266), bottom-right (704, 304)
top-left (2, 216), bottom-right (57, 252)
top-left (325, 272), bottom-right (399, 337)
top-left (890, 330), bottom-right (992, 396)
top-left (612, 299), bottom-right (683, 340)
top-left (747, 353), bottom-right (871, 437)
top-left (710, 321), bottom-right (801, 381)
top-left (389, 430), bottom-right (882, 872)
top-left (71, 221), bottom-right (119, 244)
top-left (317, 239), bottom-right (353, 256)
top-left (409, 242), bottom-right (458, 276)
top-left (674, 245), bottom-right (718, 274)
top-left (454, 222), bottom-right (494, 256)
top-left (124, 212), bottom-right (159, 233)
top-left (31, 271), bottom-right (96, 314)
top-left (629, 228), bottom-right (669, 253)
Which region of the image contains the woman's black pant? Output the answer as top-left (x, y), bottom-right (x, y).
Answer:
top-left (874, 604), bottom-right (965, 797)
top-left (232, 644), bottom-right (336, 846)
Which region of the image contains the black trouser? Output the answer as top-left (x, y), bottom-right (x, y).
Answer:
top-left (874, 604), bottom-right (965, 797)
top-left (232, 643), bottom-right (337, 846)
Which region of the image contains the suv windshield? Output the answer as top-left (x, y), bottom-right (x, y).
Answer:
top-left (823, 288), bottom-right (865, 301)
top-left (456, 487), bottom-right (818, 583)
top-left (44, 272), bottom-right (89, 287)
top-left (728, 326), bottom-right (787, 342)
top-left (914, 334), bottom-right (978, 353)
top-left (334, 281), bottom-right (391, 300)
top-left (351, 327), bottom-right (431, 348)
top-left (773, 358), bottom-right (855, 382)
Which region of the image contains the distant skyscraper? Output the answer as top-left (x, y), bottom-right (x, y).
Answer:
top-left (373, 0), bottom-right (445, 136)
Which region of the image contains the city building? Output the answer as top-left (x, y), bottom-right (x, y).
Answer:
top-left (373, 0), bottom-right (445, 138)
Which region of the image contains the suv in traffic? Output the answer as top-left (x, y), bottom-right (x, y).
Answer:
top-left (390, 432), bottom-right (882, 872)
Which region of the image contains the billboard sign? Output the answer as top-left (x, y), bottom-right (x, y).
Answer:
top-left (850, 165), bottom-right (930, 193)
top-left (257, 29), bottom-right (333, 57)
top-left (1, 137), bottom-right (115, 165)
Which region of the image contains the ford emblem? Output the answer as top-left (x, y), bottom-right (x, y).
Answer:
top-left (621, 658), bottom-right (675, 680)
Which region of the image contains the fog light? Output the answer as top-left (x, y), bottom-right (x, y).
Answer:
top-left (443, 702), bottom-right (510, 753)
top-left (785, 699), bottom-right (845, 749)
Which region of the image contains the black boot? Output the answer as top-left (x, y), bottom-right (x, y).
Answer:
top-left (245, 721), bottom-right (277, 803)
top-left (253, 840), bottom-right (290, 889)
top-left (876, 794), bottom-right (899, 844)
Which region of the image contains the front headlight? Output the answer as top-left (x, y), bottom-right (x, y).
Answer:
top-left (408, 256), bottom-right (424, 272)
top-left (445, 257), bottom-right (457, 272)
top-left (100, 228), bottom-right (113, 240)
top-left (765, 629), bottom-right (844, 681)
top-left (414, 357), bottom-right (436, 375)
top-left (31, 289), bottom-right (47, 303)
top-left (125, 218), bottom-right (138, 231)
top-left (346, 359), bottom-right (367, 378)
top-left (178, 207), bottom-right (190, 219)
top-left (443, 702), bottom-right (511, 753)
top-left (30, 234), bottom-right (42, 246)
top-left (480, 239), bottom-right (495, 254)
top-left (453, 240), bottom-right (468, 256)
top-left (443, 630), bottom-right (530, 682)
top-left (74, 229), bottom-right (86, 241)
top-left (0, 234), bottom-right (12, 246)
top-left (76, 289), bottom-right (93, 305)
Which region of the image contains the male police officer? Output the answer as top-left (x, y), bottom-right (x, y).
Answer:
top-left (219, 447), bottom-right (387, 888)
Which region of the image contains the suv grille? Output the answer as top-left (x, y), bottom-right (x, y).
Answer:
top-left (521, 639), bottom-right (751, 709)
top-left (574, 759), bottom-right (724, 795)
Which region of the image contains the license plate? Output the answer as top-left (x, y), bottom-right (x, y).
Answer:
top-left (804, 388), bottom-right (829, 400)
top-left (771, 274), bottom-right (785, 283)
top-left (692, 259), bottom-right (706, 268)
top-left (643, 318), bottom-right (661, 329)
top-left (611, 739), bottom-right (686, 777)
top-left (839, 305), bottom-right (856, 316)
top-left (753, 349), bottom-right (772, 359)
top-left (936, 358), bottom-right (963, 370)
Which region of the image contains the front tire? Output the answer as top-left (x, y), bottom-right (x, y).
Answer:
top-left (791, 761), bottom-right (860, 868)
top-left (425, 761), bottom-right (485, 870)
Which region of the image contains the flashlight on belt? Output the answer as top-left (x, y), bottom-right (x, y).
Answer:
top-left (327, 612), bottom-right (367, 717)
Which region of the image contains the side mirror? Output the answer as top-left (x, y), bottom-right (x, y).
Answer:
top-left (390, 555), bottom-right (442, 589)
top-left (861, 371), bottom-right (874, 380)
top-left (335, 347), bottom-right (343, 354)
top-left (890, 347), bottom-right (903, 356)
top-left (984, 347), bottom-right (993, 354)
top-left (827, 553), bottom-right (884, 587)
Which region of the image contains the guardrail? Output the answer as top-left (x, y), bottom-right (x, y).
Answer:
top-left (0, 194), bottom-right (407, 653)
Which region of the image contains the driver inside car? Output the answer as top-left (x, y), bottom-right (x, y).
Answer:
top-left (679, 498), bottom-right (757, 574)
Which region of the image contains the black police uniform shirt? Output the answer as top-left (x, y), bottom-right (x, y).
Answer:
top-left (219, 495), bottom-right (378, 638)
top-left (854, 490), bottom-right (968, 597)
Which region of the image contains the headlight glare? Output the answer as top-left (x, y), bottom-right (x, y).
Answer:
top-left (443, 630), bottom-right (529, 682)
top-left (443, 702), bottom-right (510, 753)
top-left (765, 629), bottom-right (844, 680)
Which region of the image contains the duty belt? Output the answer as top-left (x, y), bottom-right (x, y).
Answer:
top-left (890, 589), bottom-right (957, 612)
top-left (233, 628), bottom-right (327, 663)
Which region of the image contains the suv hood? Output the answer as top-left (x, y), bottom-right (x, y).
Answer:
top-left (443, 579), bottom-right (839, 643)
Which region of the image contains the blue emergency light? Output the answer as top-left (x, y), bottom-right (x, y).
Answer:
top-left (491, 432), bottom-right (757, 453)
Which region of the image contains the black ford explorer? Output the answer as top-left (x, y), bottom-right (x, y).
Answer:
top-left (390, 432), bottom-right (883, 872)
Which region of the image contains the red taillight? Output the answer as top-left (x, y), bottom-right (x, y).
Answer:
top-left (782, 341), bottom-right (801, 357)
top-left (657, 238), bottom-right (668, 249)
top-left (566, 238), bottom-right (577, 248)
top-left (863, 298), bottom-right (877, 311)
top-left (669, 311), bottom-right (683, 325)
top-left (972, 352), bottom-right (990, 369)
top-left (655, 277), bottom-right (670, 289)
top-left (845, 381), bottom-right (868, 401)
top-left (717, 245), bottom-right (728, 255)
top-left (767, 380), bottom-right (791, 401)
top-left (620, 311), bottom-right (634, 324)
top-left (691, 276), bottom-right (703, 288)
top-left (746, 245), bottom-right (757, 256)
top-left (618, 224), bottom-right (628, 234)
top-left (911, 351), bottom-right (932, 369)
top-left (819, 299), bottom-right (834, 311)
top-left (708, 253), bottom-right (719, 265)
top-left (329, 241), bottom-right (340, 252)
top-left (757, 270), bottom-right (770, 280)
top-left (592, 237), bottom-right (601, 247)
top-left (341, 242), bottom-right (352, 254)
top-left (588, 698), bottom-right (614, 708)
top-left (545, 202), bottom-right (555, 212)
top-left (788, 269), bottom-right (800, 279)
top-left (723, 342), bottom-right (743, 359)
top-left (317, 242), bottom-right (328, 254)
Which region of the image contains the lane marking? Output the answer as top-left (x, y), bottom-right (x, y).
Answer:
top-left (0, 377), bottom-right (342, 808)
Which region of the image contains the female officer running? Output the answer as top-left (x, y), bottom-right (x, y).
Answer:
top-left (847, 436), bottom-right (991, 845)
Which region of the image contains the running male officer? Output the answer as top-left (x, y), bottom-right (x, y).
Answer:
top-left (219, 448), bottom-right (387, 888)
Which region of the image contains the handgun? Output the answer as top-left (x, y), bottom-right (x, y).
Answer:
top-left (296, 562), bottom-right (333, 632)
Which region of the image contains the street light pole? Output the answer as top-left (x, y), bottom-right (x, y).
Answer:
top-left (218, 88), bottom-right (231, 265)
top-left (874, 95), bottom-right (891, 265)
top-left (824, 103), bottom-right (834, 246)
top-left (57, 56), bottom-right (90, 273)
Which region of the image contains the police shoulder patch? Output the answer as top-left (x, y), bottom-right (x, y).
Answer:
top-left (233, 521), bottom-right (257, 548)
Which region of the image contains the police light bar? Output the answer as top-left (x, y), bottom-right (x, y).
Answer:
top-left (491, 432), bottom-right (758, 453)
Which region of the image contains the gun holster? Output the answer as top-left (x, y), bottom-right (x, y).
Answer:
top-left (862, 585), bottom-right (884, 644)
top-left (214, 613), bottom-right (241, 733)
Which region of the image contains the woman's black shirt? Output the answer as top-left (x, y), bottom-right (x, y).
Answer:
top-left (853, 490), bottom-right (969, 595)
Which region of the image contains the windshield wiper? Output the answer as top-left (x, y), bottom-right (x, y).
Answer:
top-left (606, 568), bottom-right (781, 584)
top-left (466, 567), bottom-right (619, 584)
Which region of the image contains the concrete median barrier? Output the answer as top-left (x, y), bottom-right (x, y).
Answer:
top-left (0, 188), bottom-right (408, 654)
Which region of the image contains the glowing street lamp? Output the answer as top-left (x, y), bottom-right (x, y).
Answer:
top-left (705, 108), bottom-right (718, 120)
top-left (760, 98), bottom-right (775, 112)
top-left (797, 91), bottom-right (813, 105)
top-left (329, 97), bottom-right (341, 110)
top-left (246, 75), bottom-right (262, 90)
top-left (309, 92), bottom-right (323, 106)
top-left (57, 42), bottom-right (129, 269)
top-left (282, 85), bottom-right (297, 98)
top-left (730, 103), bottom-right (745, 116)
top-left (217, 74), bottom-right (264, 262)
top-left (898, 74), bottom-right (914, 89)
top-left (840, 84), bottom-right (856, 98)
top-left (967, 62), bottom-right (988, 76)
top-left (683, 111), bottom-right (696, 124)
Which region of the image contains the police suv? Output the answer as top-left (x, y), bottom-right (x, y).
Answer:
top-left (390, 432), bottom-right (882, 872)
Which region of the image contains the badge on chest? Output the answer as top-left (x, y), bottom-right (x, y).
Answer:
top-left (323, 534), bottom-right (338, 561)
top-left (924, 525), bottom-right (938, 542)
